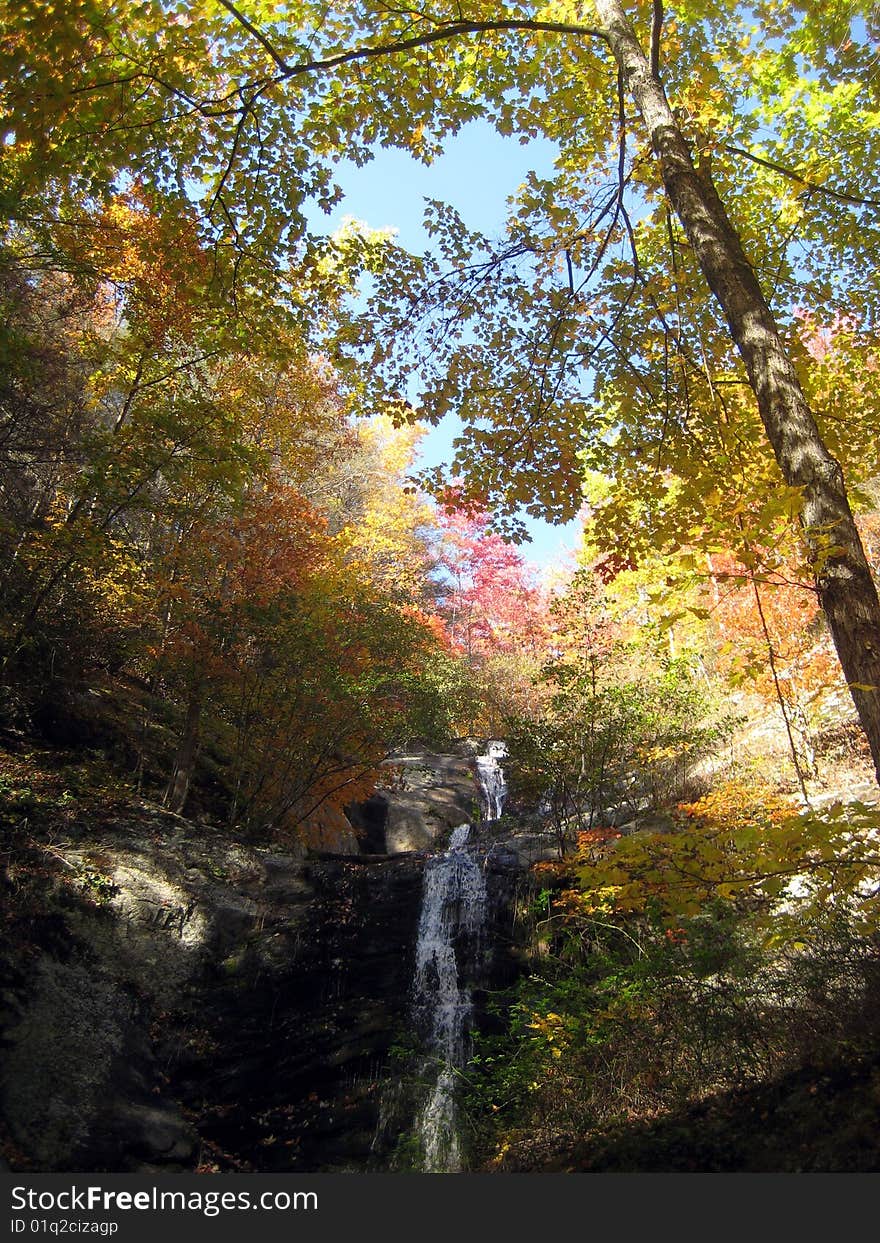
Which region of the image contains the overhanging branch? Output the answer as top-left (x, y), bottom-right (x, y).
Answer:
top-left (722, 142), bottom-right (880, 210)
top-left (216, 0), bottom-right (292, 72)
top-left (214, 4), bottom-right (607, 80)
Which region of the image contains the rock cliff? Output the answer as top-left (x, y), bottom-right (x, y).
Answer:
top-left (0, 743), bottom-right (541, 1172)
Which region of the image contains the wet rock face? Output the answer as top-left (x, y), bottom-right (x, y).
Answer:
top-left (480, 841), bottom-right (539, 997)
top-left (172, 854), bottom-right (426, 1172)
top-left (0, 811), bottom-right (427, 1172)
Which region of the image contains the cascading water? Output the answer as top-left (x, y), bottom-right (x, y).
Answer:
top-left (476, 740), bottom-right (508, 822)
top-left (410, 744), bottom-right (507, 1171)
top-left (412, 824), bottom-right (486, 1171)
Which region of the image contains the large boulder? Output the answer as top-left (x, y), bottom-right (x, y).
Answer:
top-left (374, 747), bottom-right (480, 854)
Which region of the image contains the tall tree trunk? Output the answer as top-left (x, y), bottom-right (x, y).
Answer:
top-left (165, 681), bottom-right (203, 814)
top-left (595, 0), bottom-right (880, 783)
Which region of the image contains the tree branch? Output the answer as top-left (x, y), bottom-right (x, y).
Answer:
top-left (750, 564), bottom-right (812, 803)
top-left (650, 0), bottom-right (663, 79)
top-left (214, 7), bottom-right (608, 80)
top-left (215, 0), bottom-right (293, 72)
top-left (722, 142), bottom-right (880, 210)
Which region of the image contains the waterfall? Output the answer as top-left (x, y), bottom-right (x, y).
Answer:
top-left (408, 744), bottom-right (508, 1170)
top-left (476, 739), bottom-right (508, 821)
top-left (412, 823), bottom-right (486, 1172)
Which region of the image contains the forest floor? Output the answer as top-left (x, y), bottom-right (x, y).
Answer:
top-left (497, 1055), bottom-right (880, 1172)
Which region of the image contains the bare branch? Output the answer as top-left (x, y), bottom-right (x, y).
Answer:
top-left (747, 543), bottom-right (812, 801)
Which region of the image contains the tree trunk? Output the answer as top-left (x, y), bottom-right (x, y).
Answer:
top-left (165, 682), bottom-right (203, 814)
top-left (595, 0), bottom-right (880, 783)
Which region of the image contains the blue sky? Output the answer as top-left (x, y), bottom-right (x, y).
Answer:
top-left (312, 121), bottom-right (583, 573)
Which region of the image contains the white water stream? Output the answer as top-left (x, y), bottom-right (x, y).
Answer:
top-left (476, 740), bottom-right (508, 822)
top-left (411, 744), bottom-right (507, 1171)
